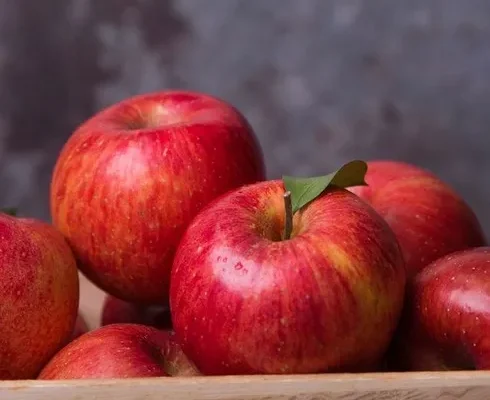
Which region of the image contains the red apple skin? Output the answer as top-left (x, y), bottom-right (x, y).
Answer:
top-left (50, 90), bottom-right (266, 305)
top-left (391, 247), bottom-right (490, 371)
top-left (101, 294), bottom-right (171, 330)
top-left (0, 214), bottom-right (79, 379)
top-left (169, 180), bottom-right (406, 375)
top-left (38, 324), bottom-right (200, 379)
top-left (349, 160), bottom-right (486, 279)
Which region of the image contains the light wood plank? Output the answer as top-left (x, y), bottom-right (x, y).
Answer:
top-left (1, 371), bottom-right (489, 400)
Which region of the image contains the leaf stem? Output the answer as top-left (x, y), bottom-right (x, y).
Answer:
top-left (283, 191), bottom-right (293, 240)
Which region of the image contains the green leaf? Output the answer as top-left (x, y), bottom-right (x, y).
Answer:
top-left (1, 207), bottom-right (18, 217)
top-left (282, 160), bottom-right (368, 213)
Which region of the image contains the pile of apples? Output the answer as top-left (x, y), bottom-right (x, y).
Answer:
top-left (1, 90), bottom-right (488, 380)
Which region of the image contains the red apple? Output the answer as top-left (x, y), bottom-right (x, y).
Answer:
top-left (50, 90), bottom-right (266, 305)
top-left (169, 180), bottom-right (406, 375)
top-left (101, 294), bottom-right (171, 329)
top-left (71, 313), bottom-right (89, 341)
top-left (349, 160), bottom-right (486, 278)
top-left (391, 247), bottom-right (490, 371)
top-left (0, 213), bottom-right (79, 379)
top-left (38, 324), bottom-right (200, 379)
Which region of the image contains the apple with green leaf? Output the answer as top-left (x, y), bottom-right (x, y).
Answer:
top-left (50, 90), bottom-right (266, 305)
top-left (348, 160), bottom-right (486, 278)
top-left (390, 247), bottom-right (490, 371)
top-left (0, 208), bottom-right (79, 379)
top-left (170, 161), bottom-right (406, 375)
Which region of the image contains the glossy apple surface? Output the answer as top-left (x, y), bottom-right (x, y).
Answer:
top-left (349, 160), bottom-right (486, 278)
top-left (38, 324), bottom-right (200, 379)
top-left (0, 214), bottom-right (79, 379)
top-left (391, 247), bottom-right (490, 371)
top-left (50, 90), bottom-right (265, 305)
top-left (170, 180), bottom-right (406, 375)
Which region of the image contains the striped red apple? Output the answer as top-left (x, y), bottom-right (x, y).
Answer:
top-left (0, 211), bottom-right (79, 379)
top-left (349, 160), bottom-right (486, 278)
top-left (38, 324), bottom-right (200, 379)
top-left (391, 247), bottom-right (490, 371)
top-left (50, 90), bottom-right (265, 305)
top-left (170, 162), bottom-right (407, 374)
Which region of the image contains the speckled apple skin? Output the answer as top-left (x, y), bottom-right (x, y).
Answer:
top-left (170, 180), bottom-right (406, 375)
top-left (50, 90), bottom-right (266, 306)
top-left (392, 247), bottom-right (490, 371)
top-left (0, 214), bottom-right (79, 379)
top-left (349, 160), bottom-right (486, 279)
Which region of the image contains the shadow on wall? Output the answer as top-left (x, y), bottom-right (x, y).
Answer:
top-left (0, 0), bottom-right (190, 218)
top-left (1, 0), bottom-right (490, 236)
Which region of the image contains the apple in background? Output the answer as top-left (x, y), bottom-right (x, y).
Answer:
top-left (71, 313), bottom-right (89, 341)
top-left (0, 213), bottom-right (79, 379)
top-left (38, 324), bottom-right (200, 379)
top-left (349, 160), bottom-right (486, 278)
top-left (101, 294), bottom-right (171, 330)
top-left (391, 247), bottom-right (490, 371)
top-left (50, 90), bottom-right (266, 305)
top-left (170, 180), bottom-right (406, 375)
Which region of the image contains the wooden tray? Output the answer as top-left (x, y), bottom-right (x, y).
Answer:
top-left (0, 275), bottom-right (488, 400)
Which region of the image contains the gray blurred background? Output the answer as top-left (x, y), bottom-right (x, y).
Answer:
top-left (1, 0), bottom-right (490, 234)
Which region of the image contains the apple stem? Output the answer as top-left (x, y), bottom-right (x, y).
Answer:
top-left (283, 191), bottom-right (293, 240)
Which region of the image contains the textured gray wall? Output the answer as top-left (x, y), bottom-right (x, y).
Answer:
top-left (1, 0), bottom-right (490, 234)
